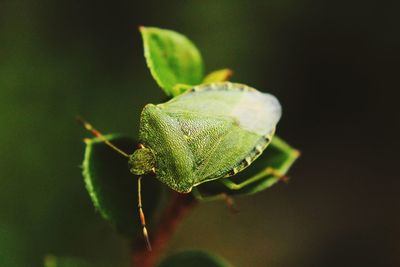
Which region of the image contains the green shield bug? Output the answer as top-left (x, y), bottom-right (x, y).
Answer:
top-left (79, 82), bottom-right (283, 250)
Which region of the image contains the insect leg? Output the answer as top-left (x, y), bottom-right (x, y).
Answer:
top-left (192, 188), bottom-right (238, 213)
top-left (137, 176), bottom-right (152, 251)
top-left (76, 116), bottom-right (129, 158)
top-left (220, 167), bottom-right (288, 190)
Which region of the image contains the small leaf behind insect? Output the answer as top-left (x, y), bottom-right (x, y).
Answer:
top-left (197, 135), bottom-right (300, 196)
top-left (82, 135), bottom-right (166, 238)
top-left (172, 83), bottom-right (193, 96)
top-left (156, 250), bottom-right (233, 267)
top-left (140, 26), bottom-right (204, 97)
top-left (203, 68), bottom-right (233, 83)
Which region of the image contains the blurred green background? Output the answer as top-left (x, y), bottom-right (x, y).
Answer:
top-left (1, 0), bottom-right (399, 266)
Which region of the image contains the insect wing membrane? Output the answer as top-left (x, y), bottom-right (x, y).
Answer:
top-left (164, 83), bottom-right (281, 136)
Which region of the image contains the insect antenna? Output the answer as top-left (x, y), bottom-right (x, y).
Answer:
top-left (76, 116), bottom-right (129, 158)
top-left (137, 176), bottom-right (152, 251)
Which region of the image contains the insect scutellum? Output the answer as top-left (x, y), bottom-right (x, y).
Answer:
top-left (77, 117), bottom-right (153, 251)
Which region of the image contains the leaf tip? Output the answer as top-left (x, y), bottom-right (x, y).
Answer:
top-left (138, 25), bottom-right (146, 32)
top-left (293, 149), bottom-right (301, 158)
top-left (225, 68), bottom-right (234, 79)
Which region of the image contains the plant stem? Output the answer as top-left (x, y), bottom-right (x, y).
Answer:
top-left (132, 192), bottom-right (197, 267)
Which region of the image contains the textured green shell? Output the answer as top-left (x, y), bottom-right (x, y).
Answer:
top-left (138, 82), bottom-right (282, 193)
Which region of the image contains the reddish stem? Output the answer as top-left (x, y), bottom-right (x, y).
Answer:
top-left (132, 192), bottom-right (197, 267)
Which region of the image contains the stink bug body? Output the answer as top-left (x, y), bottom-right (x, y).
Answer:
top-left (130, 82), bottom-right (281, 193)
top-left (79, 82), bottom-right (282, 250)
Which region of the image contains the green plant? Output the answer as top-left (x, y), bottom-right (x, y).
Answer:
top-left (78, 27), bottom-right (299, 267)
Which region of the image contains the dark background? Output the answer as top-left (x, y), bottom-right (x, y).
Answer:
top-left (0, 0), bottom-right (399, 266)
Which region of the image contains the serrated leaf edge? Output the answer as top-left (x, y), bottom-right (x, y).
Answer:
top-left (82, 134), bottom-right (122, 221)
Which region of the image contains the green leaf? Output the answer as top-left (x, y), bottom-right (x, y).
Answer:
top-left (172, 83), bottom-right (193, 96)
top-left (140, 26), bottom-right (204, 97)
top-left (203, 69), bottom-right (233, 83)
top-left (196, 135), bottom-right (300, 196)
top-left (157, 250), bottom-right (233, 267)
top-left (44, 255), bottom-right (93, 267)
top-left (82, 135), bottom-right (166, 238)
